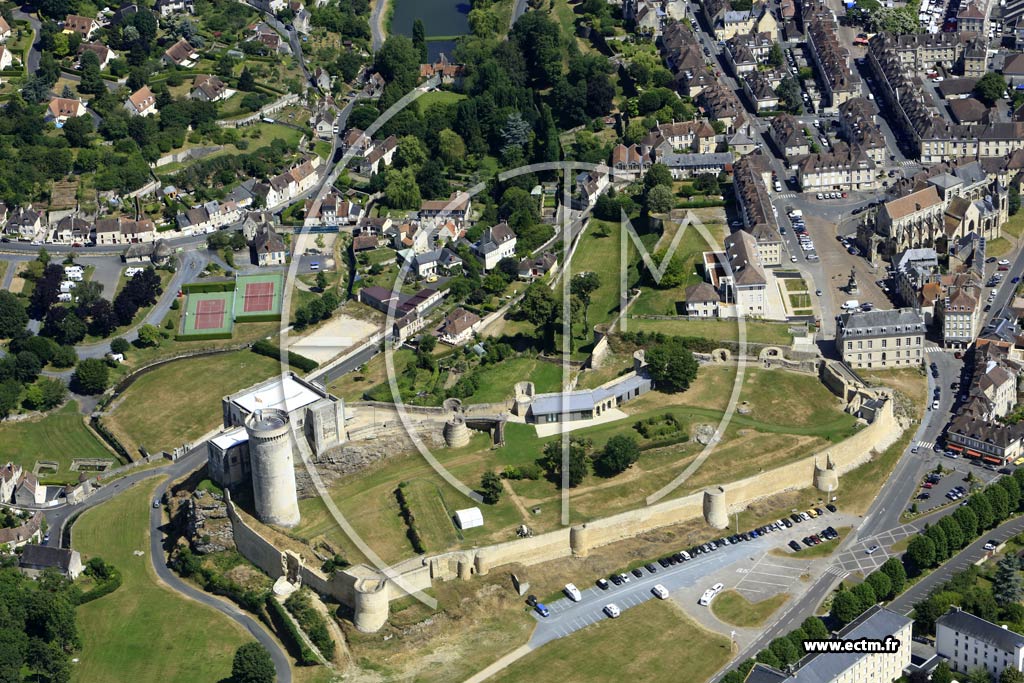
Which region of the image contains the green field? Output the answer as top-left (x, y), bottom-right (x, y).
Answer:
top-left (72, 478), bottom-right (251, 683)
top-left (416, 90), bottom-right (467, 109)
top-left (400, 478), bottom-right (461, 551)
top-left (490, 600), bottom-right (732, 683)
top-left (711, 590), bottom-right (789, 627)
top-left (0, 402), bottom-right (114, 483)
top-left (105, 350), bottom-right (280, 456)
top-left (624, 316), bottom-right (796, 346)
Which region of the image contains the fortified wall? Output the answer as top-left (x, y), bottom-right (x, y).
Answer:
top-left (224, 391), bottom-right (902, 631)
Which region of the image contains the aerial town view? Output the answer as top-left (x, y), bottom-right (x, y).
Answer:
top-left (9, 0), bottom-right (1024, 681)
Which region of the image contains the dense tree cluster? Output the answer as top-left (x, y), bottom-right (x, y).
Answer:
top-left (0, 562), bottom-right (82, 683)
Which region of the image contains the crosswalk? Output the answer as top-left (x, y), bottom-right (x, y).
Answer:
top-left (775, 192), bottom-right (797, 199)
top-left (924, 345), bottom-right (943, 353)
top-left (894, 160), bottom-right (918, 167)
top-left (824, 565), bottom-right (850, 579)
top-left (916, 440), bottom-right (935, 450)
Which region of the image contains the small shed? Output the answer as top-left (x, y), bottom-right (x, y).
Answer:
top-left (454, 507), bottom-right (484, 530)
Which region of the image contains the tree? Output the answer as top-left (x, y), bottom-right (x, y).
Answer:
top-left (646, 184), bottom-right (674, 214)
top-left (643, 163), bottom-right (673, 190)
top-left (801, 617), bottom-right (829, 640)
top-left (776, 76), bottom-right (803, 113)
top-left (136, 324), bottom-right (162, 348)
top-left (768, 42), bottom-right (784, 68)
top-left (384, 168), bottom-right (421, 209)
top-left (51, 346), bottom-right (77, 368)
top-left (693, 173), bottom-right (720, 195)
top-left (938, 515), bottom-right (965, 551)
top-left (925, 524), bottom-right (949, 562)
top-left (975, 72), bottom-right (1008, 107)
top-left (932, 661), bottom-right (954, 683)
top-left (23, 377), bottom-right (67, 411)
top-left (995, 555), bottom-right (1024, 607)
top-left (0, 290), bottom-right (28, 337)
top-left (437, 129), bottom-right (466, 168)
top-left (480, 471), bottom-right (503, 504)
top-left (987, 484), bottom-right (1011, 522)
top-left (969, 494), bottom-right (994, 529)
top-left (396, 135), bottom-right (428, 170)
top-left (29, 263), bottom-right (64, 319)
top-left (62, 115), bottom-right (94, 147)
top-left (1001, 668), bottom-right (1024, 683)
top-left (831, 589), bottom-right (863, 625)
top-left (412, 18), bottom-right (427, 63)
top-left (879, 557), bottom-right (907, 595)
top-left (850, 582), bottom-right (877, 611)
top-left (0, 379), bottom-right (19, 418)
top-left (539, 439), bottom-right (589, 488)
top-left (768, 636), bottom-right (799, 666)
top-left (14, 351), bottom-right (41, 383)
top-left (865, 571), bottom-right (893, 601)
top-left (72, 358), bottom-right (110, 395)
top-left (110, 337), bottom-right (130, 356)
top-left (595, 435), bottom-right (640, 475)
top-left (645, 340), bottom-right (698, 393)
top-left (238, 67), bottom-right (255, 92)
top-left (906, 535), bottom-right (937, 572)
top-left (969, 667), bottom-right (995, 683)
top-left (231, 643), bottom-right (275, 683)
top-left (953, 505), bottom-right (979, 538)
top-left (1011, 186), bottom-right (1021, 216)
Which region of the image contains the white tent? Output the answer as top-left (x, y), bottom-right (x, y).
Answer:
top-left (454, 507), bottom-right (484, 530)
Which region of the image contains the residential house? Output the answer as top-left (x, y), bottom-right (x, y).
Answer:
top-left (418, 53), bottom-right (465, 86)
top-left (53, 216), bottom-right (92, 245)
top-left (163, 38), bottom-right (198, 68)
top-left (19, 545), bottom-right (84, 580)
top-left (63, 14), bottom-right (97, 40)
top-left (518, 252), bottom-right (558, 280)
top-left (14, 472), bottom-right (44, 506)
top-left (45, 97), bottom-right (87, 124)
top-left (0, 463), bottom-right (23, 503)
top-left (363, 71), bottom-right (386, 98)
top-left (837, 97), bottom-right (887, 163)
top-left (313, 67), bottom-right (331, 93)
top-left (805, 9), bottom-right (860, 109)
top-left (420, 192), bottom-right (472, 222)
top-left (411, 247), bottom-right (462, 278)
top-left (705, 230), bottom-right (768, 318)
top-left (190, 74), bottom-right (229, 102)
top-left (359, 135), bottom-right (398, 175)
top-left (741, 70), bottom-right (781, 112)
top-left (339, 127), bottom-right (372, 157)
top-left (937, 282), bottom-right (981, 348)
top-left (696, 81), bottom-right (745, 132)
top-left (733, 152), bottom-right (783, 266)
top-left (250, 23), bottom-right (284, 53)
top-left (716, 9), bottom-right (754, 40)
top-left (438, 308), bottom-right (482, 346)
top-left (94, 216), bottom-right (157, 245)
top-left (611, 143), bottom-right (647, 181)
top-left (310, 193), bottom-right (362, 226)
top-left (5, 207), bottom-right (43, 240)
top-left (576, 169), bottom-right (610, 208)
top-left (684, 282), bottom-right (720, 317)
top-left (358, 286), bottom-right (446, 341)
top-left (835, 308), bottom-right (926, 369)
top-left (0, 513), bottom-right (41, 549)
top-left (957, 2), bottom-right (986, 34)
top-left (662, 152), bottom-right (733, 180)
top-left (769, 113), bottom-right (810, 161)
top-left (311, 111), bottom-right (336, 140)
top-left (155, 0), bottom-right (194, 15)
top-left (78, 42), bottom-right (116, 69)
top-left (0, 45), bottom-right (11, 71)
top-left (125, 85), bottom-right (158, 117)
top-left (474, 222), bottom-right (517, 270)
top-left (249, 225), bottom-right (287, 267)
top-left (797, 144), bottom-right (877, 192)
top-left (0, 16), bottom-right (10, 43)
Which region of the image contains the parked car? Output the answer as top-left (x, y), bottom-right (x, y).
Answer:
top-left (597, 578), bottom-right (610, 590)
top-left (651, 584), bottom-right (670, 600)
top-left (604, 603), bottom-right (621, 618)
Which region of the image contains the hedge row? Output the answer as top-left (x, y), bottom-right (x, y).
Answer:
top-left (395, 482), bottom-right (426, 554)
top-left (235, 312), bottom-right (282, 323)
top-left (182, 280), bottom-right (236, 293)
top-left (251, 339), bottom-right (318, 372)
top-left (78, 569), bottom-right (123, 604)
top-left (176, 331), bottom-right (234, 342)
top-left (89, 416), bottom-right (132, 463)
top-left (266, 596), bottom-right (319, 666)
top-left (284, 590), bottom-right (336, 660)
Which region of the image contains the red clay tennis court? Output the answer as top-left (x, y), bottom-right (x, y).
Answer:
top-left (194, 299), bottom-right (227, 330)
top-left (242, 281), bottom-right (275, 313)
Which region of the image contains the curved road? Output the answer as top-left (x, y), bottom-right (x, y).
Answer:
top-left (370, 0), bottom-right (387, 52)
top-left (51, 447), bottom-right (293, 683)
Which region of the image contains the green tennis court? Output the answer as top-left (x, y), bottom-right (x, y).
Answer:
top-left (181, 291), bottom-right (235, 335)
top-left (233, 272), bottom-right (283, 321)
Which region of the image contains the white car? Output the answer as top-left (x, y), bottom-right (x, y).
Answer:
top-left (984, 541), bottom-right (997, 551)
top-left (564, 583), bottom-right (582, 602)
top-left (790, 255), bottom-right (798, 262)
top-left (604, 603), bottom-right (621, 618)
top-left (652, 584), bottom-right (670, 600)
top-left (999, 259), bottom-right (1011, 266)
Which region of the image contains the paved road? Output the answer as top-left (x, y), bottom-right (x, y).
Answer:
top-left (370, 0), bottom-right (388, 52)
top-left (510, 0), bottom-right (529, 28)
top-left (888, 514), bottom-right (1024, 615)
top-left (13, 6), bottom-right (40, 75)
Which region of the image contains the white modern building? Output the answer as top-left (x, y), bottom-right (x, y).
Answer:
top-left (937, 607), bottom-right (1024, 680)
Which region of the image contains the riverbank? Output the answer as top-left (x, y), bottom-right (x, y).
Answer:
top-left (370, 0), bottom-right (390, 52)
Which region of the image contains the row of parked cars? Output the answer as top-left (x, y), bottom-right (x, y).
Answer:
top-left (786, 525), bottom-right (840, 552)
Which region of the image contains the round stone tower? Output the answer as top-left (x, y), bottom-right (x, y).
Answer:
top-left (245, 408), bottom-right (301, 528)
top-left (352, 576), bottom-right (390, 633)
top-left (703, 486), bottom-right (728, 529)
top-left (570, 523), bottom-right (591, 558)
top-left (443, 416), bottom-right (470, 448)
top-left (813, 455), bottom-right (839, 494)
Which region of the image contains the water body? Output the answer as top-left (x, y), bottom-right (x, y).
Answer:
top-left (390, 0), bottom-right (470, 60)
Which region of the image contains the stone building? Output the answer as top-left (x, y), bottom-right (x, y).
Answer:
top-left (835, 308), bottom-right (925, 369)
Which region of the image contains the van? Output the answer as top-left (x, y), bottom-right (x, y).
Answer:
top-left (309, 262), bottom-right (320, 271)
top-left (841, 300), bottom-right (860, 310)
top-left (563, 583), bottom-right (582, 602)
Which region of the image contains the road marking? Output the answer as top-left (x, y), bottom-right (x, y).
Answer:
top-left (741, 578), bottom-right (790, 588)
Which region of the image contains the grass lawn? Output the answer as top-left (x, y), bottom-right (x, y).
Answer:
top-left (0, 401), bottom-right (114, 483)
top-left (72, 478), bottom-right (251, 683)
top-left (1003, 212), bottom-right (1024, 239)
top-left (416, 90), bottom-right (467, 109)
top-left (490, 600), bottom-right (732, 683)
top-left (461, 356), bottom-right (563, 403)
top-left (789, 293), bottom-right (811, 309)
top-left (569, 218), bottom-right (629, 342)
top-left (629, 220), bottom-right (721, 318)
top-left (711, 590), bottom-right (789, 627)
top-left (400, 478), bottom-right (462, 552)
top-left (624, 317), bottom-right (795, 346)
top-left (986, 237), bottom-right (1012, 258)
top-left (104, 350), bottom-right (280, 456)
top-left (784, 278), bottom-right (808, 292)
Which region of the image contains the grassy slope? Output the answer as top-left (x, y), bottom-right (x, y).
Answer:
top-left (0, 401), bottom-right (113, 483)
top-left (711, 590), bottom-right (789, 628)
top-left (104, 350), bottom-right (280, 455)
top-left (72, 478), bottom-right (250, 683)
top-left (490, 599), bottom-right (732, 683)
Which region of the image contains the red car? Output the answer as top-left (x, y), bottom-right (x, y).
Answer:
top-left (923, 482), bottom-right (934, 489)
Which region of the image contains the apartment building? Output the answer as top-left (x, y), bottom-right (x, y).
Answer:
top-left (769, 113), bottom-right (810, 161)
top-left (797, 144), bottom-right (877, 192)
top-left (937, 608), bottom-right (1024, 680)
top-left (836, 308), bottom-right (926, 369)
top-left (937, 283), bottom-right (981, 349)
top-left (732, 152), bottom-right (783, 266)
top-left (804, 9), bottom-right (861, 109)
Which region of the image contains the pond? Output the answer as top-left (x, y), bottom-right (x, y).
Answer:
top-left (391, 0), bottom-right (471, 60)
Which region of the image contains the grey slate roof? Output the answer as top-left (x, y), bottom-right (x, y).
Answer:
top-left (837, 308), bottom-right (925, 336)
top-left (20, 544), bottom-right (75, 572)
top-left (937, 607), bottom-right (1024, 653)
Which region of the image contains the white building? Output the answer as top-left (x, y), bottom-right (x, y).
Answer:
top-left (474, 222), bottom-right (517, 271)
top-left (937, 607), bottom-right (1024, 680)
top-left (836, 308), bottom-right (926, 370)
